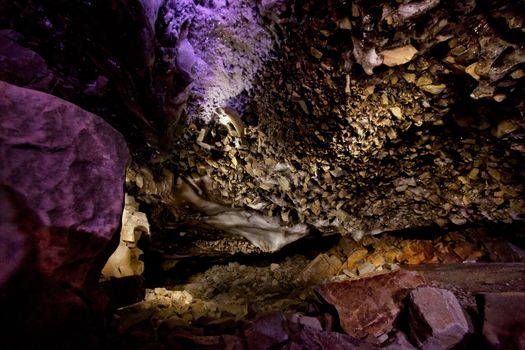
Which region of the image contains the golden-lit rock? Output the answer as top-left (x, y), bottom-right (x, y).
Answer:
top-left (381, 45), bottom-right (418, 67)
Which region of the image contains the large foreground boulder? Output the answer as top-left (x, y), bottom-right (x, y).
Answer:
top-left (0, 81), bottom-right (129, 348)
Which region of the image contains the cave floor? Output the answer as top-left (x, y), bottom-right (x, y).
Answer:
top-left (106, 226), bottom-right (525, 349)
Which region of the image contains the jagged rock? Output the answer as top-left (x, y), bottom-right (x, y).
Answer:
top-left (102, 194), bottom-right (150, 279)
top-left (0, 81), bottom-right (128, 348)
top-left (479, 292), bottom-right (525, 350)
top-left (316, 270), bottom-right (426, 342)
top-left (0, 0), bottom-right (176, 135)
top-left (407, 287), bottom-right (471, 350)
top-left (301, 253), bottom-right (343, 284)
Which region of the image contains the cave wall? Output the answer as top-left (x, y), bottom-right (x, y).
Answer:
top-left (1, 0), bottom-right (524, 248)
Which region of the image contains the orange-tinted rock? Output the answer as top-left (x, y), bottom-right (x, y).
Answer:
top-left (301, 253), bottom-right (343, 284)
top-left (316, 270), bottom-right (426, 342)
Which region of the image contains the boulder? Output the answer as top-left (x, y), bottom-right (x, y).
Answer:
top-left (285, 327), bottom-right (379, 350)
top-left (244, 312), bottom-right (289, 350)
top-left (0, 81), bottom-right (128, 347)
top-left (381, 331), bottom-right (418, 350)
top-left (316, 270), bottom-right (426, 342)
top-left (0, 186), bottom-right (37, 290)
top-left (0, 30), bottom-right (53, 91)
top-left (407, 287), bottom-right (471, 350)
top-left (479, 292), bottom-right (525, 350)
top-left (0, 80), bottom-right (129, 287)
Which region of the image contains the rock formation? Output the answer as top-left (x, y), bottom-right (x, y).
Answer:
top-left (0, 81), bottom-right (128, 348)
top-left (0, 0), bottom-right (524, 348)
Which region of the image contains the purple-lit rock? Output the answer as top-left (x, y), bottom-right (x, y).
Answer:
top-left (0, 80), bottom-right (129, 288)
top-left (0, 186), bottom-right (36, 289)
top-left (0, 30), bottom-right (53, 91)
top-left (244, 312), bottom-right (289, 350)
top-left (408, 287), bottom-right (471, 350)
top-left (316, 270), bottom-right (426, 342)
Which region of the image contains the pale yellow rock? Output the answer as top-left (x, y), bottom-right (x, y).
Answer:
top-left (420, 84), bottom-right (446, 94)
top-left (493, 120), bottom-right (518, 138)
top-left (279, 177), bottom-right (291, 191)
top-left (367, 253), bottom-right (386, 268)
top-left (416, 76), bottom-right (433, 86)
top-left (381, 93), bottom-right (389, 105)
top-left (345, 248), bottom-right (369, 269)
top-left (468, 168), bottom-right (479, 180)
top-left (381, 45), bottom-right (418, 67)
top-left (465, 62), bottom-right (480, 80)
top-left (403, 73), bottom-right (416, 83)
top-left (511, 69), bottom-right (524, 79)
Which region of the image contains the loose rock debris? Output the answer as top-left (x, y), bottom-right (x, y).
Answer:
top-left (107, 227), bottom-right (525, 349)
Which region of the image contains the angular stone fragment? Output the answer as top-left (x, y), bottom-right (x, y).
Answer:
top-left (245, 312), bottom-right (289, 350)
top-left (102, 194), bottom-right (151, 279)
top-left (480, 292), bottom-right (525, 350)
top-left (408, 287), bottom-right (471, 350)
top-left (0, 81), bottom-right (128, 348)
top-left (420, 84), bottom-right (446, 94)
top-left (0, 186), bottom-right (35, 288)
top-left (0, 81), bottom-right (128, 289)
top-left (316, 270), bottom-right (426, 342)
top-left (381, 45), bottom-right (418, 67)
top-left (345, 248), bottom-right (369, 269)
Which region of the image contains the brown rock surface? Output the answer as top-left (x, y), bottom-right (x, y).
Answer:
top-left (480, 292), bottom-right (525, 350)
top-left (316, 270), bottom-right (426, 342)
top-left (408, 287), bottom-right (471, 349)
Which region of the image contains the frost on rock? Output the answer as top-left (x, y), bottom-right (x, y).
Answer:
top-left (163, 0), bottom-right (275, 123)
